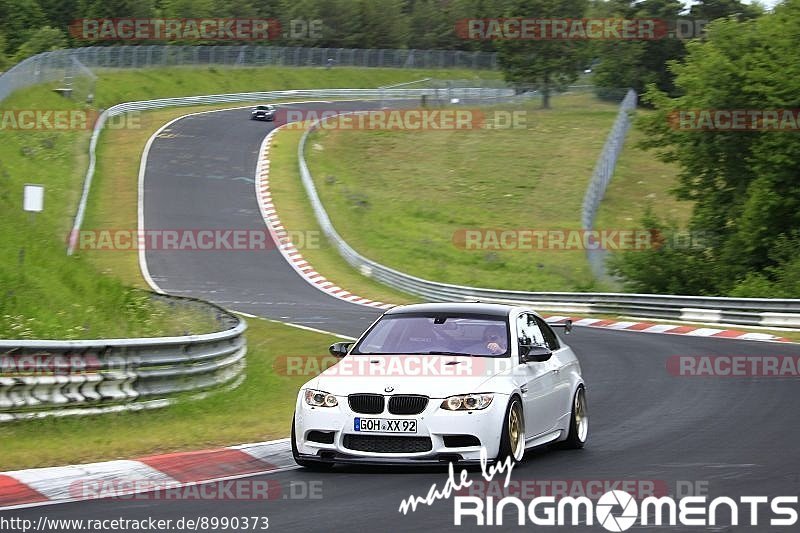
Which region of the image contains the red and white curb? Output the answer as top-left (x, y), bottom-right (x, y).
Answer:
top-left (543, 315), bottom-right (790, 343)
top-left (0, 440), bottom-right (295, 510)
top-left (254, 126), bottom-right (392, 310)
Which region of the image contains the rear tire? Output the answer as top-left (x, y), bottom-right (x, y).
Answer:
top-left (497, 397), bottom-right (525, 463)
top-left (560, 387), bottom-right (588, 449)
top-left (292, 415), bottom-right (334, 471)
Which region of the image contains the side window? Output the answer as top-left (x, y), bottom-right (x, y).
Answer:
top-left (516, 313), bottom-right (545, 347)
top-left (535, 317), bottom-right (560, 350)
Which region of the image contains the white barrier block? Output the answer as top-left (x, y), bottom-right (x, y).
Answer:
top-left (680, 308), bottom-right (722, 323)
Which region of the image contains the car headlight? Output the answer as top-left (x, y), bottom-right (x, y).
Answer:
top-left (305, 389), bottom-right (338, 408)
top-left (440, 394), bottom-right (493, 411)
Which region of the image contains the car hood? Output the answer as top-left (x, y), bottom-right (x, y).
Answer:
top-left (306, 354), bottom-right (512, 398)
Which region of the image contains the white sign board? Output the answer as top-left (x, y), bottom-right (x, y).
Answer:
top-left (23, 184), bottom-right (44, 212)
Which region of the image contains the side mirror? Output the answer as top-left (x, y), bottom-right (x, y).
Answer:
top-left (520, 344), bottom-right (552, 363)
top-left (329, 342), bottom-right (354, 358)
top-left (551, 319), bottom-right (573, 335)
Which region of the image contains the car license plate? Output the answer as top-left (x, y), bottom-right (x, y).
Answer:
top-left (354, 418), bottom-right (417, 433)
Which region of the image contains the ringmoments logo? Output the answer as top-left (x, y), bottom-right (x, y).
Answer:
top-left (452, 491), bottom-right (799, 529)
top-left (398, 448), bottom-right (799, 530)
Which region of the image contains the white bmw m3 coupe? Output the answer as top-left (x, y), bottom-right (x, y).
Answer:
top-left (292, 302), bottom-right (587, 469)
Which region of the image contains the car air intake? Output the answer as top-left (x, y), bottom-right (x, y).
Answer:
top-left (443, 434), bottom-right (481, 447)
top-left (348, 394), bottom-right (385, 414)
top-left (388, 395), bottom-right (429, 415)
top-left (343, 435), bottom-right (432, 453)
top-left (307, 431), bottom-right (335, 444)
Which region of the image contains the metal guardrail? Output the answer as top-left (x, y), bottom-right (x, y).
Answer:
top-left (296, 105), bottom-right (800, 329)
top-left (0, 45), bottom-right (499, 103)
top-left (66, 86), bottom-right (517, 255)
top-left (0, 295), bottom-right (246, 422)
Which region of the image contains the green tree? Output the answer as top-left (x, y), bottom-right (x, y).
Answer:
top-left (689, 0), bottom-right (762, 21)
top-left (0, 32), bottom-right (9, 70)
top-left (408, 0), bottom-right (453, 49)
top-left (160, 0), bottom-right (216, 18)
top-left (212, 0), bottom-right (260, 17)
top-left (37, 0), bottom-right (81, 40)
top-left (278, 0), bottom-right (323, 46)
top-left (591, 0), bottom-right (686, 99)
top-left (607, 211), bottom-right (715, 295)
top-left (0, 0), bottom-right (46, 52)
top-left (13, 26), bottom-right (67, 62)
top-left (592, 0), bottom-right (762, 100)
top-left (496, 0), bottom-right (589, 108)
top-left (612, 0), bottom-right (800, 296)
top-left (315, 0), bottom-right (367, 48)
top-left (449, 0), bottom-right (507, 51)
top-left (355, 0), bottom-right (410, 48)
top-left (77, 0), bottom-right (156, 18)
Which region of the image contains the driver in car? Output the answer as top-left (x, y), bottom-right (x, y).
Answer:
top-left (483, 325), bottom-right (507, 355)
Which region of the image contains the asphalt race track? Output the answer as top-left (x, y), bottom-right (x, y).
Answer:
top-left (140, 102), bottom-right (393, 336)
top-left (3, 103), bottom-right (800, 532)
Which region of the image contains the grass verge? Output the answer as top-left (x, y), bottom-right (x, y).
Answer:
top-left (267, 127), bottom-right (417, 305)
top-left (0, 87), bottom-right (217, 339)
top-left (90, 66), bottom-right (500, 108)
top-left (304, 92), bottom-right (620, 292)
top-left (594, 116), bottom-right (690, 235)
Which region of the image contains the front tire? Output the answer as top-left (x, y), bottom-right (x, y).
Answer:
top-left (561, 386), bottom-right (588, 449)
top-left (291, 415), bottom-right (334, 471)
top-left (497, 397), bottom-right (525, 463)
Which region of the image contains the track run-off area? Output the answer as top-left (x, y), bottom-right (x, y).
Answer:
top-left (3, 102), bottom-right (800, 532)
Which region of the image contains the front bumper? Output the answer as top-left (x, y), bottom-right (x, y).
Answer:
top-left (294, 393), bottom-right (509, 464)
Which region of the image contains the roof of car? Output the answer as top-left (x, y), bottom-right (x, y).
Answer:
top-left (384, 302), bottom-right (516, 317)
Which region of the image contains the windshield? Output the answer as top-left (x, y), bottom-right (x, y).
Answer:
top-left (352, 313), bottom-right (510, 357)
